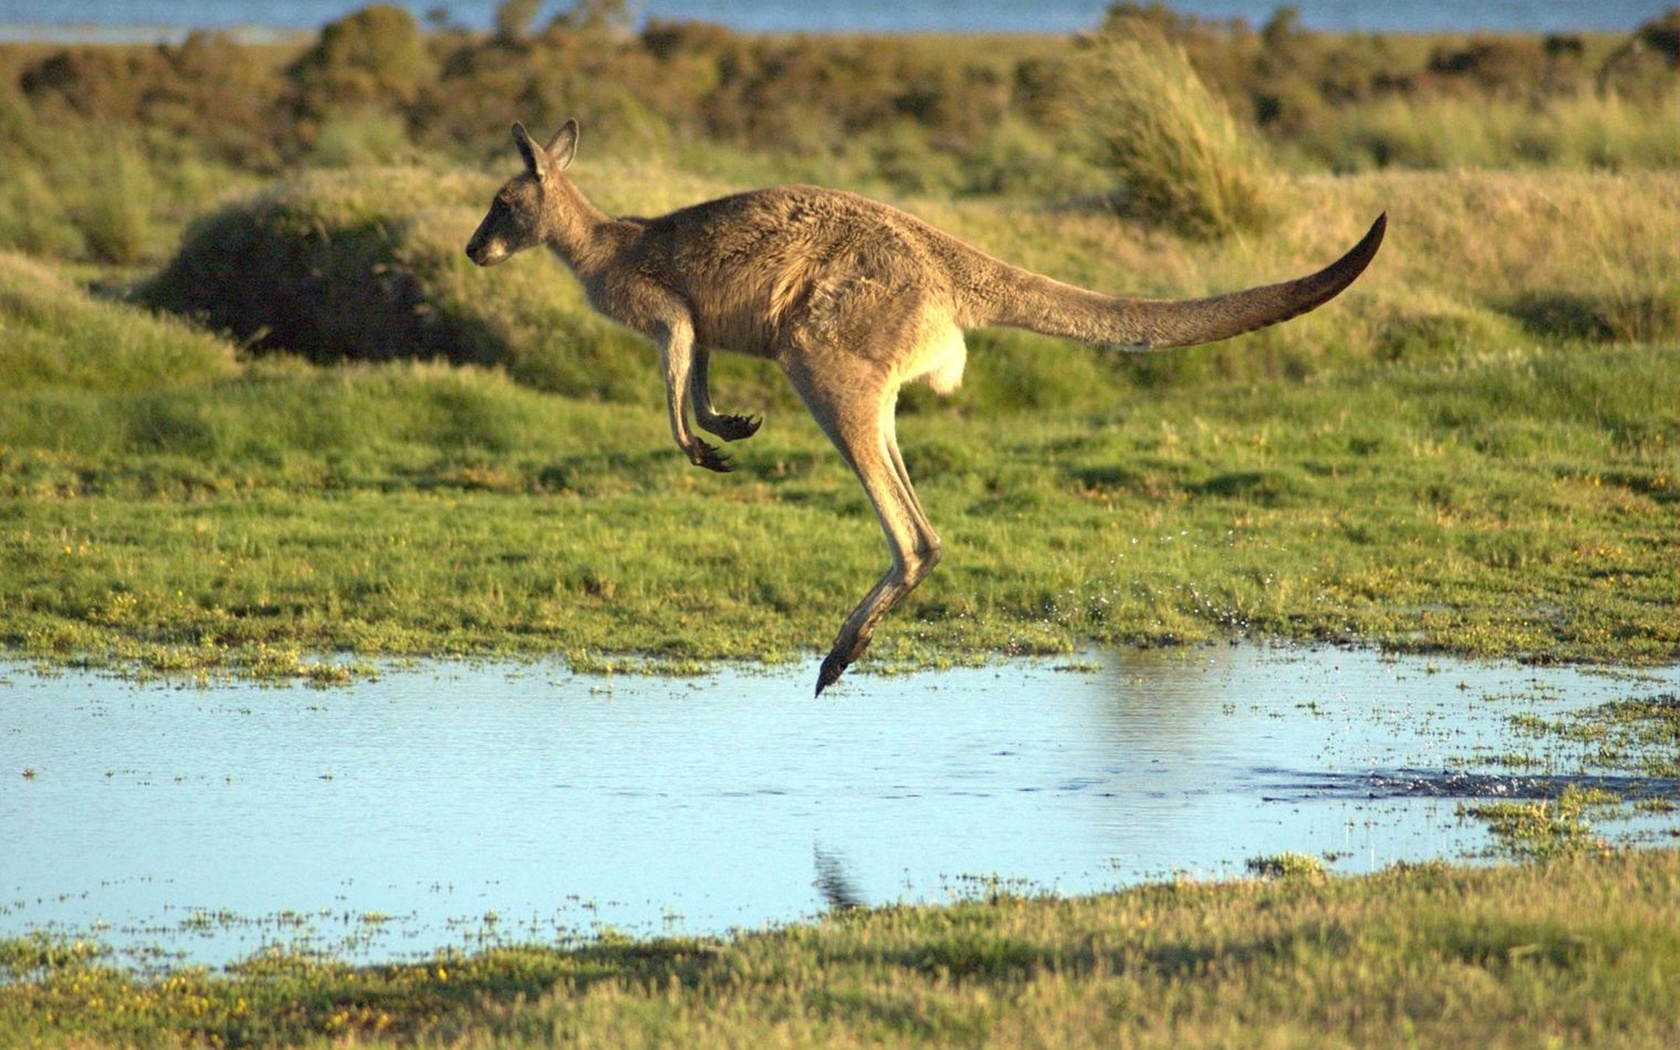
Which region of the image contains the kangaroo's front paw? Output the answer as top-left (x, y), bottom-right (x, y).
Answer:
top-left (710, 413), bottom-right (762, 442)
top-left (685, 438), bottom-right (734, 473)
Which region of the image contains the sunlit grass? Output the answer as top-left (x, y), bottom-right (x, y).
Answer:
top-left (0, 250), bottom-right (238, 399)
top-left (1075, 20), bottom-right (1275, 239)
top-left (2, 331), bottom-right (1674, 680)
top-left (2, 22), bottom-right (1677, 1048)
top-left (1288, 89), bottom-right (1680, 173)
top-left (4, 850), bottom-right (1678, 1048)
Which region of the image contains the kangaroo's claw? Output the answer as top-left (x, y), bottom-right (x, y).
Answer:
top-left (712, 413), bottom-right (762, 442)
top-left (687, 439), bottom-right (734, 473)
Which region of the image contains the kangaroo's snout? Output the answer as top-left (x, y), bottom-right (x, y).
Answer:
top-left (464, 228), bottom-right (505, 267)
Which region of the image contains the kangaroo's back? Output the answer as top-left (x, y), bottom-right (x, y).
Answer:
top-left (632, 185), bottom-right (977, 362)
top-left (633, 184), bottom-right (1385, 359)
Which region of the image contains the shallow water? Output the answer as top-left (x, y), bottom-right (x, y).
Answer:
top-left (3, 646), bottom-right (1675, 968)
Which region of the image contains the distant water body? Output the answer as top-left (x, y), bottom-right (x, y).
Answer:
top-left (0, 0), bottom-right (1673, 40)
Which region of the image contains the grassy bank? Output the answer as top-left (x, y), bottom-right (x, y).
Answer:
top-left (4, 849), bottom-right (1677, 1048)
top-left (6, 9), bottom-right (1680, 268)
top-left (3, 334), bottom-right (1676, 680)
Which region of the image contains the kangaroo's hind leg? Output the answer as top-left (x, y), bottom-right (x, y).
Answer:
top-left (787, 357), bottom-right (943, 696)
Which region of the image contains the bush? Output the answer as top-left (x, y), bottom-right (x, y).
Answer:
top-left (1074, 19), bottom-right (1275, 239)
top-left (131, 167), bottom-right (666, 404)
top-left (135, 169), bottom-right (489, 368)
top-left (286, 4), bottom-right (435, 117)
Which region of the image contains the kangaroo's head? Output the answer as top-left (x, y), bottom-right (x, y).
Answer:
top-left (465, 120), bottom-right (579, 266)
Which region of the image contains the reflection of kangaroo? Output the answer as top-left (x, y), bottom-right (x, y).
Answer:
top-left (467, 120), bottom-right (1385, 695)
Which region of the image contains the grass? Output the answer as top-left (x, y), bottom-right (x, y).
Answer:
top-left (3, 849), bottom-right (1677, 1048)
top-left (1510, 695), bottom-right (1680, 780)
top-left (1286, 89), bottom-right (1680, 174)
top-left (0, 251), bottom-right (237, 396)
top-left (2, 336), bottom-right (1674, 680)
top-left (0, 83), bottom-right (257, 266)
top-left (1075, 20), bottom-right (1270, 238)
top-left (1469, 786), bottom-right (1622, 860)
top-left (1075, 19), bottom-right (1275, 239)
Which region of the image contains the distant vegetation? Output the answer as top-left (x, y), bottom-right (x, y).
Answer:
top-left (2, 3), bottom-right (1680, 262)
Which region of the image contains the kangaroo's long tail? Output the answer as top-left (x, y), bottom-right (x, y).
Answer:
top-left (979, 213), bottom-right (1385, 350)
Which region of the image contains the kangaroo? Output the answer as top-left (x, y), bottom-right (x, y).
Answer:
top-left (466, 120), bottom-right (1385, 695)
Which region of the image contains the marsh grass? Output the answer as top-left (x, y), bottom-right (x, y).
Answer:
top-left (1470, 786), bottom-right (1621, 860)
top-left (1075, 21), bottom-right (1274, 239)
top-left (4, 849), bottom-right (1678, 1048)
top-left (1288, 89), bottom-right (1680, 173)
top-left (2, 333), bottom-right (1675, 679)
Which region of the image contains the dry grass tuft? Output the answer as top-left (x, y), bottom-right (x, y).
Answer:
top-left (1074, 19), bottom-right (1275, 240)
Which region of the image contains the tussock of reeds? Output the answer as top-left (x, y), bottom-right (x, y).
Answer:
top-left (1074, 19), bottom-right (1275, 239)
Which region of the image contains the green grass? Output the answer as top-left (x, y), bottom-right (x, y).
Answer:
top-left (0, 251), bottom-right (237, 396)
top-left (1286, 89), bottom-right (1680, 174)
top-left (3, 24), bottom-right (1677, 1048)
top-left (1470, 786), bottom-right (1623, 860)
top-left (0, 131), bottom-right (1675, 1050)
top-left (2, 336), bottom-right (1674, 681)
top-left (4, 849), bottom-right (1678, 1048)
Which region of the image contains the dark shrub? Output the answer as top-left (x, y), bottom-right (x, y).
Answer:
top-left (286, 4), bottom-right (435, 117)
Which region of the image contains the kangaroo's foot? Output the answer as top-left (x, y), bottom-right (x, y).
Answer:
top-left (815, 636), bottom-right (869, 697)
top-left (684, 438), bottom-right (735, 473)
top-left (705, 412), bottom-right (762, 442)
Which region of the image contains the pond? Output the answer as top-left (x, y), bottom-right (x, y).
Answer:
top-left (3, 645), bottom-right (1676, 969)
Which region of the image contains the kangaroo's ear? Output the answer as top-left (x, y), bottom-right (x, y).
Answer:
top-left (546, 119), bottom-right (579, 171)
top-left (512, 122), bottom-right (547, 181)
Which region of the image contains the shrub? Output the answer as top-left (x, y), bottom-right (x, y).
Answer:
top-left (16, 33), bottom-right (281, 170)
top-left (135, 169), bottom-right (488, 368)
top-left (286, 4), bottom-right (435, 120)
top-left (1074, 18), bottom-right (1275, 239)
top-left (131, 167), bottom-right (665, 404)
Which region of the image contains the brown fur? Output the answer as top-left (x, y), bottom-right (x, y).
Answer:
top-left (467, 120), bottom-right (1385, 694)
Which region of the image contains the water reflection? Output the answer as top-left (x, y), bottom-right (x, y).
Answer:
top-left (2, 646), bottom-right (1674, 967)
